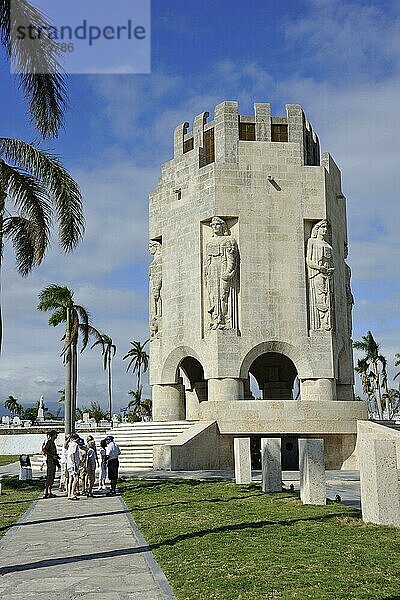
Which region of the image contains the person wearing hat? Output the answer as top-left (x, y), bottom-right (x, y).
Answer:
top-left (77, 438), bottom-right (88, 496)
top-left (105, 435), bottom-right (121, 495)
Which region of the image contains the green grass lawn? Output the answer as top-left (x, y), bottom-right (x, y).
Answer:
top-left (121, 479), bottom-right (400, 600)
top-left (0, 478), bottom-right (43, 540)
top-left (0, 455), bottom-right (19, 467)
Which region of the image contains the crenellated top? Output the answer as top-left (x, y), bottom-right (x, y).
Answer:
top-left (173, 101), bottom-right (320, 167)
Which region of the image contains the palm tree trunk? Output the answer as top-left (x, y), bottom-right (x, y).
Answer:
top-left (64, 346), bottom-right (72, 435)
top-left (0, 185), bottom-right (6, 354)
top-left (71, 343), bottom-right (77, 433)
top-left (372, 361), bottom-right (384, 420)
top-left (108, 353), bottom-right (112, 420)
top-left (64, 308), bottom-right (72, 435)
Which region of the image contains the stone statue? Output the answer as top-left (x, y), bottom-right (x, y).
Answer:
top-left (149, 240), bottom-right (162, 337)
top-left (37, 395), bottom-right (45, 422)
top-left (344, 242), bottom-right (354, 336)
top-left (306, 220), bottom-right (334, 331)
top-left (205, 217), bottom-right (239, 330)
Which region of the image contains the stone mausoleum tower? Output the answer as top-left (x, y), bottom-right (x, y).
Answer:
top-left (149, 101), bottom-right (367, 469)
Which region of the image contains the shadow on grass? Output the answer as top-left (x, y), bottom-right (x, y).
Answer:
top-left (148, 511), bottom-right (359, 550)
top-left (0, 510), bottom-right (357, 576)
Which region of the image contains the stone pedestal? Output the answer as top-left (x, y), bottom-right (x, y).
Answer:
top-left (152, 383), bottom-right (185, 421)
top-left (299, 438), bottom-right (326, 505)
top-left (359, 438), bottom-right (400, 527)
top-left (234, 437), bottom-right (251, 484)
top-left (261, 438), bottom-right (282, 492)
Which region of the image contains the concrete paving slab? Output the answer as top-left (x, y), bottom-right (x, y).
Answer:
top-left (0, 491), bottom-right (176, 600)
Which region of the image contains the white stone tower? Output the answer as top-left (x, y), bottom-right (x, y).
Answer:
top-left (149, 101), bottom-right (366, 469)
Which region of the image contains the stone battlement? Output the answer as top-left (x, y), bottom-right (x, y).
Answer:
top-left (173, 101), bottom-right (320, 167)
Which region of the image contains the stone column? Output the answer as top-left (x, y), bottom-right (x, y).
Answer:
top-left (208, 378), bottom-right (244, 401)
top-left (152, 383), bottom-right (185, 422)
top-left (261, 438), bottom-right (282, 493)
top-left (234, 437), bottom-right (251, 484)
top-left (359, 438), bottom-right (400, 527)
top-left (299, 438), bottom-right (326, 505)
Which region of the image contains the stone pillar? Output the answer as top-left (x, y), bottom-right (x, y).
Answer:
top-left (299, 438), bottom-right (326, 505)
top-left (254, 103), bottom-right (271, 141)
top-left (208, 378), bottom-right (243, 401)
top-left (214, 101), bottom-right (239, 164)
top-left (152, 383), bottom-right (185, 422)
top-left (261, 438), bottom-right (282, 493)
top-left (185, 390), bottom-right (200, 420)
top-left (359, 438), bottom-right (400, 527)
top-left (300, 378), bottom-right (336, 402)
top-left (234, 437), bottom-right (251, 484)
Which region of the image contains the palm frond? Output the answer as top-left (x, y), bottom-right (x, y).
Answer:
top-left (37, 284), bottom-right (73, 311)
top-left (0, 138), bottom-right (84, 250)
top-left (2, 215), bottom-right (39, 275)
top-left (0, 0), bottom-right (67, 138)
top-left (2, 160), bottom-right (51, 260)
top-left (48, 307), bottom-right (66, 327)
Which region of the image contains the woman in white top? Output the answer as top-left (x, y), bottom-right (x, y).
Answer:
top-left (97, 439), bottom-right (107, 490)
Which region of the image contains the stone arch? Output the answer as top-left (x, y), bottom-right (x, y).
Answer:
top-left (239, 341), bottom-right (316, 381)
top-left (161, 346), bottom-right (205, 384)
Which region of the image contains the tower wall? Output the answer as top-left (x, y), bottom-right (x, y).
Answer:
top-left (148, 100), bottom-right (366, 464)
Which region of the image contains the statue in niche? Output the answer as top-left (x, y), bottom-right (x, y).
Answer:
top-left (306, 220), bottom-right (335, 331)
top-left (344, 242), bottom-right (354, 336)
top-left (205, 216), bottom-right (239, 330)
top-left (149, 240), bottom-right (162, 337)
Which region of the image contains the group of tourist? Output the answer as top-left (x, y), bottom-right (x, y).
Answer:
top-left (42, 430), bottom-right (121, 500)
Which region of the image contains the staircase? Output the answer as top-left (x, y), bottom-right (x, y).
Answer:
top-left (30, 421), bottom-right (198, 473)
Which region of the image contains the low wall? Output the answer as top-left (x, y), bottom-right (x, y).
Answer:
top-left (153, 421), bottom-right (233, 470)
top-left (342, 420), bottom-right (400, 470)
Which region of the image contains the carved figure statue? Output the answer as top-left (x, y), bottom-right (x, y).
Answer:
top-left (306, 220), bottom-right (334, 331)
top-left (205, 217), bottom-right (239, 330)
top-left (344, 242), bottom-right (354, 336)
top-left (149, 240), bottom-right (162, 337)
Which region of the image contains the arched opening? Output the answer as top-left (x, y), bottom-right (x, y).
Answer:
top-left (178, 356), bottom-right (208, 419)
top-left (248, 352), bottom-right (299, 400)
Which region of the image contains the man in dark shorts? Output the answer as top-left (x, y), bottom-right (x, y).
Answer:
top-left (43, 430), bottom-right (60, 498)
top-left (105, 435), bottom-right (121, 495)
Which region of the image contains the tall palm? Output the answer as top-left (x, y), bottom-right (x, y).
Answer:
top-left (4, 394), bottom-right (22, 417)
top-left (0, 139), bottom-right (84, 350)
top-left (1, 0), bottom-right (67, 138)
top-left (123, 339), bottom-right (149, 395)
top-left (353, 331), bottom-right (385, 420)
top-left (37, 284), bottom-right (102, 434)
top-left (394, 353), bottom-right (400, 388)
top-left (92, 333), bottom-right (116, 420)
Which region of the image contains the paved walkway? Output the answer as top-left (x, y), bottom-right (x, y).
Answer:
top-left (0, 490), bottom-right (176, 600)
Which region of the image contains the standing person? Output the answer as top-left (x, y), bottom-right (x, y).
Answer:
top-left (97, 439), bottom-right (107, 491)
top-left (77, 439), bottom-right (87, 496)
top-left (58, 434), bottom-right (70, 492)
top-left (43, 430), bottom-right (60, 498)
top-left (66, 433), bottom-right (80, 500)
top-left (86, 435), bottom-right (99, 468)
top-left (105, 435), bottom-right (121, 496)
top-left (86, 441), bottom-right (97, 497)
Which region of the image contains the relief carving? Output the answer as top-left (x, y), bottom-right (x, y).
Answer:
top-left (204, 217), bottom-right (239, 331)
top-left (306, 220), bottom-right (334, 331)
top-left (149, 240), bottom-right (162, 337)
top-left (344, 242), bottom-right (354, 336)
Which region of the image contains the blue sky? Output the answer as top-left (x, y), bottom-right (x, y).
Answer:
top-left (1, 0), bottom-right (400, 413)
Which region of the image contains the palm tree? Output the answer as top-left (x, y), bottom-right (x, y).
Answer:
top-left (37, 284), bottom-right (102, 434)
top-left (0, 0), bottom-right (67, 138)
top-left (91, 333), bottom-right (116, 419)
top-left (89, 401), bottom-right (108, 426)
top-left (0, 140), bottom-right (84, 351)
top-left (353, 331), bottom-right (386, 420)
top-left (127, 389), bottom-right (152, 421)
top-left (123, 339), bottom-right (149, 395)
top-left (4, 394), bottom-right (23, 417)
